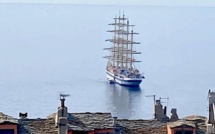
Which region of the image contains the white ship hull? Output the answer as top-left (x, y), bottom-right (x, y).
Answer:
top-left (106, 71), bottom-right (142, 86)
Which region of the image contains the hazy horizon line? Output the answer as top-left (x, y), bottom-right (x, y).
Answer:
top-left (0, 2), bottom-right (215, 8)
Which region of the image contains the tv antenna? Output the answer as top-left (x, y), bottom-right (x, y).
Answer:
top-left (60, 93), bottom-right (70, 99)
top-left (59, 93), bottom-right (70, 107)
top-left (159, 97), bottom-right (169, 104)
top-left (146, 95), bottom-right (156, 105)
top-left (146, 95), bottom-right (156, 118)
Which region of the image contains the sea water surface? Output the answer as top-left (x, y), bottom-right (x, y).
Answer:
top-left (0, 4), bottom-right (215, 119)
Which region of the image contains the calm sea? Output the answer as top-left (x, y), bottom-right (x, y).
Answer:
top-left (0, 4), bottom-right (215, 119)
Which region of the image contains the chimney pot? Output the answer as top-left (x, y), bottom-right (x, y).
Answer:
top-left (113, 117), bottom-right (117, 127)
top-left (61, 99), bottom-right (65, 107)
top-left (19, 112), bottom-right (28, 119)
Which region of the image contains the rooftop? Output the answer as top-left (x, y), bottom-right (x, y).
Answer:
top-left (0, 112), bottom-right (18, 124)
top-left (167, 115), bottom-right (207, 134)
top-left (0, 112), bottom-right (208, 134)
top-left (18, 118), bottom-right (57, 134)
top-left (116, 119), bottom-right (167, 134)
top-left (167, 120), bottom-right (195, 128)
top-left (48, 112), bottom-right (114, 131)
top-left (67, 112), bottom-right (114, 131)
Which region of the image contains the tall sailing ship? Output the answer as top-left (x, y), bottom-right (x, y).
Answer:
top-left (104, 14), bottom-right (144, 86)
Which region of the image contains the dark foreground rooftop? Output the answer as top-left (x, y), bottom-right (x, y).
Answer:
top-left (0, 112), bottom-right (208, 134)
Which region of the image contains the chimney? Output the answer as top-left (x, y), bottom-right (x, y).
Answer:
top-left (113, 117), bottom-right (118, 133)
top-left (58, 117), bottom-right (68, 134)
top-left (19, 112), bottom-right (28, 119)
top-left (208, 90), bottom-right (215, 104)
top-left (169, 108), bottom-right (179, 122)
top-left (154, 100), bottom-right (169, 121)
top-left (208, 90), bottom-right (215, 124)
top-left (154, 100), bottom-right (162, 119)
top-left (113, 117), bottom-right (117, 128)
top-left (55, 94), bottom-right (69, 128)
top-left (61, 98), bottom-right (65, 107)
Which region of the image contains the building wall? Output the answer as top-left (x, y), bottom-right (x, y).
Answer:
top-left (0, 124), bottom-right (17, 134)
top-left (167, 125), bottom-right (172, 134)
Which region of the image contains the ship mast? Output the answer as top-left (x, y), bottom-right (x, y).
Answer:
top-left (130, 29), bottom-right (133, 68)
top-left (126, 20), bottom-right (129, 69)
top-left (113, 16), bottom-right (117, 67)
top-left (104, 14), bottom-right (141, 70)
top-left (118, 15), bottom-right (121, 67)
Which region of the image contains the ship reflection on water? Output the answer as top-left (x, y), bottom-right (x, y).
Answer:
top-left (105, 83), bottom-right (144, 119)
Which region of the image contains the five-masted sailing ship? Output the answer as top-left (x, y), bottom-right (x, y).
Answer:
top-left (104, 14), bottom-right (144, 86)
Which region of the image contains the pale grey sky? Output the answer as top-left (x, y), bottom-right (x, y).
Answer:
top-left (1, 0), bottom-right (215, 7)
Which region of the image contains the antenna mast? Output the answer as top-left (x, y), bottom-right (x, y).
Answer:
top-left (60, 93), bottom-right (70, 107)
top-left (146, 95), bottom-right (156, 105)
top-left (146, 95), bottom-right (156, 118)
top-left (159, 97), bottom-right (169, 109)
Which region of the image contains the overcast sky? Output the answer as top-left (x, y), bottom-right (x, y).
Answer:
top-left (1, 0), bottom-right (215, 7)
